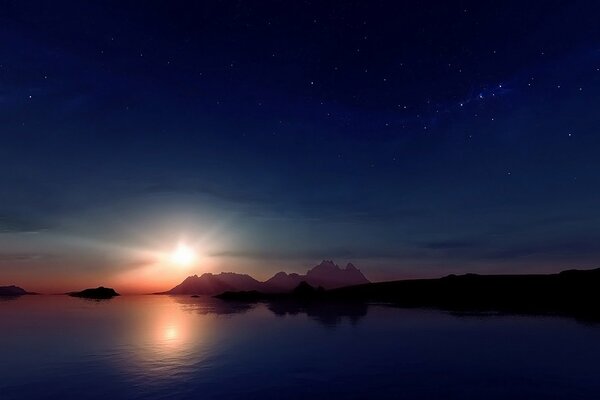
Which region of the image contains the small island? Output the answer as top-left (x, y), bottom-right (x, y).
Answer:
top-left (0, 285), bottom-right (31, 296)
top-left (68, 286), bottom-right (120, 299)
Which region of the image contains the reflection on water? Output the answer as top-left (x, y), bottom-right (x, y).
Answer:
top-left (0, 295), bottom-right (20, 303)
top-left (2, 295), bottom-right (600, 399)
top-left (172, 295), bottom-right (368, 327)
top-left (171, 295), bottom-right (256, 315)
top-left (265, 300), bottom-right (368, 326)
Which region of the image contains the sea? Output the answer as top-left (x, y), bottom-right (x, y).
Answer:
top-left (1, 294), bottom-right (600, 399)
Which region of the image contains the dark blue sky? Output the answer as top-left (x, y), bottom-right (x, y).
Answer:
top-left (2, 1), bottom-right (600, 292)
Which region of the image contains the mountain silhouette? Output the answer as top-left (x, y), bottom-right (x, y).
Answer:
top-left (159, 260), bottom-right (369, 295)
top-left (161, 272), bottom-right (262, 295)
top-left (0, 285), bottom-right (29, 296)
top-left (263, 260), bottom-right (369, 292)
top-left (306, 261), bottom-right (369, 289)
top-left (263, 271), bottom-right (304, 292)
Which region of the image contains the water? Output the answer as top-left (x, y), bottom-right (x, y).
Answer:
top-left (2, 295), bottom-right (600, 399)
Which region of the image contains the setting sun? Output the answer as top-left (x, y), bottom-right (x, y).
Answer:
top-left (170, 243), bottom-right (196, 267)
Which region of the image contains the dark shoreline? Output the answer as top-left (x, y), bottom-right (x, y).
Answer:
top-left (216, 268), bottom-right (600, 322)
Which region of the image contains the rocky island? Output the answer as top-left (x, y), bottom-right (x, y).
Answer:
top-left (0, 285), bottom-right (31, 296)
top-left (68, 286), bottom-right (120, 299)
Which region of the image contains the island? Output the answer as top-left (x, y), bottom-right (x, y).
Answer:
top-left (0, 285), bottom-right (32, 296)
top-left (68, 286), bottom-right (120, 299)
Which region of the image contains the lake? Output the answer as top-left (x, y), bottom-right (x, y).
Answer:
top-left (2, 295), bottom-right (600, 399)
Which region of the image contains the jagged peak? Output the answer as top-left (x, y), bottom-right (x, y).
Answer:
top-left (345, 263), bottom-right (358, 271)
top-left (166, 260), bottom-right (369, 294)
top-left (311, 260), bottom-right (341, 272)
top-left (318, 260), bottom-right (338, 267)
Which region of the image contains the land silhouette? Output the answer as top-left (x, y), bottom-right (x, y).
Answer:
top-left (216, 267), bottom-right (600, 321)
top-left (0, 285), bottom-right (31, 296)
top-left (4, 262), bottom-right (600, 321)
top-left (68, 287), bottom-right (120, 299)
top-left (157, 260), bottom-right (369, 295)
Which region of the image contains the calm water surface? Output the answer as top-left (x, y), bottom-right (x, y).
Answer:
top-left (1, 295), bottom-right (600, 399)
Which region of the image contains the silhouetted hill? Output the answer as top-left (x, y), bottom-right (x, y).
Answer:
top-left (305, 261), bottom-right (369, 289)
top-left (0, 285), bottom-right (29, 296)
top-left (217, 272), bottom-right (264, 291)
top-left (264, 261), bottom-right (369, 292)
top-left (68, 286), bottom-right (119, 299)
top-left (263, 271), bottom-right (304, 292)
top-left (327, 268), bottom-right (600, 316)
top-left (159, 260), bottom-right (370, 295)
top-left (158, 272), bottom-right (262, 295)
top-left (216, 268), bottom-right (600, 320)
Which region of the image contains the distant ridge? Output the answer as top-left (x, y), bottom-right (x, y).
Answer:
top-left (266, 260), bottom-right (369, 292)
top-left (157, 260), bottom-right (370, 295)
top-left (162, 272), bottom-right (262, 295)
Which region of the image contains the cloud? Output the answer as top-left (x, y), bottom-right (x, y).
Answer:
top-left (210, 248), bottom-right (410, 261)
top-left (481, 240), bottom-right (599, 261)
top-left (0, 253), bottom-right (54, 261)
top-left (0, 215), bottom-right (49, 234)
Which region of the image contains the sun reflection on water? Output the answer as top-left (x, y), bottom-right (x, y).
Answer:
top-left (110, 295), bottom-right (221, 383)
top-left (163, 325), bottom-right (178, 342)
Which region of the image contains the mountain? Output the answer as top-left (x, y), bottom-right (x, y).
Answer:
top-left (305, 260), bottom-right (369, 289)
top-left (0, 285), bottom-right (29, 296)
top-left (159, 272), bottom-right (263, 295)
top-left (264, 260), bottom-right (369, 292)
top-left (217, 272), bottom-right (264, 291)
top-left (263, 272), bottom-right (304, 292)
top-left (160, 260), bottom-right (370, 295)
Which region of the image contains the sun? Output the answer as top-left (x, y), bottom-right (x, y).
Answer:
top-left (170, 243), bottom-right (196, 267)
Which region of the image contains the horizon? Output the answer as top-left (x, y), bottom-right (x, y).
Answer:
top-left (7, 260), bottom-right (599, 295)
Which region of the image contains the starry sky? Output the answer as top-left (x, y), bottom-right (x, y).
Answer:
top-left (2, 1), bottom-right (600, 293)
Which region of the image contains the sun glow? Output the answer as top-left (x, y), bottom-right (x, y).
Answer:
top-left (164, 325), bottom-right (178, 341)
top-left (170, 243), bottom-right (196, 267)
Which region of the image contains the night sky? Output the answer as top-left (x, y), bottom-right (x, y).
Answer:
top-left (2, 1), bottom-right (600, 293)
